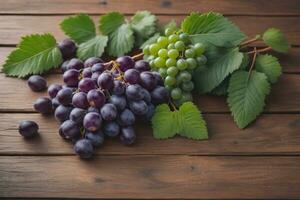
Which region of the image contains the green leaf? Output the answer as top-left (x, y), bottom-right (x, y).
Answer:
top-left (263, 28), bottom-right (290, 53)
top-left (210, 77), bottom-right (229, 96)
top-left (164, 19), bottom-right (178, 31)
top-left (77, 35), bottom-right (108, 60)
top-left (178, 102), bottom-right (208, 140)
top-left (255, 54), bottom-right (282, 84)
top-left (182, 12), bottom-right (246, 47)
top-left (239, 53), bottom-right (250, 70)
top-left (151, 104), bottom-right (177, 139)
top-left (107, 24), bottom-right (134, 57)
top-left (227, 70), bottom-right (270, 129)
top-left (193, 48), bottom-right (243, 93)
top-left (60, 14), bottom-right (96, 44)
top-left (99, 12), bottom-right (125, 35)
top-left (3, 33), bottom-right (62, 78)
top-left (140, 33), bottom-right (160, 49)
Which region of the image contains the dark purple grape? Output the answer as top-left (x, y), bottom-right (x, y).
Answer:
top-left (63, 69), bottom-right (80, 87)
top-left (83, 112), bottom-right (102, 132)
top-left (85, 131), bottom-right (104, 147)
top-left (118, 109), bottom-right (135, 126)
top-left (112, 69), bottom-right (121, 78)
top-left (74, 139), bottom-right (94, 159)
top-left (66, 58), bottom-right (84, 70)
top-left (27, 75), bottom-right (47, 92)
top-left (151, 86), bottom-right (169, 105)
top-left (82, 67), bottom-right (92, 78)
top-left (91, 71), bottom-right (101, 82)
top-left (109, 95), bottom-right (126, 111)
top-left (141, 88), bottom-right (151, 104)
top-left (62, 85), bottom-right (76, 92)
top-left (152, 71), bottom-right (164, 86)
top-left (112, 80), bottom-right (125, 95)
top-left (33, 97), bottom-right (52, 114)
top-left (124, 69), bottom-right (140, 84)
top-left (100, 103), bottom-right (117, 121)
top-left (116, 56), bottom-right (135, 72)
top-left (51, 97), bottom-right (60, 110)
top-left (145, 103), bottom-right (155, 120)
top-left (60, 120), bottom-right (81, 139)
top-left (129, 100), bottom-right (148, 115)
top-left (140, 71), bottom-right (157, 91)
top-left (88, 107), bottom-right (99, 113)
top-left (103, 121), bottom-right (120, 137)
top-left (61, 60), bottom-right (70, 73)
top-left (87, 89), bottom-right (105, 108)
top-left (56, 88), bottom-right (73, 105)
top-left (72, 92), bottom-right (89, 109)
top-left (134, 60), bottom-right (150, 72)
top-left (78, 78), bottom-right (97, 93)
top-left (120, 126), bottom-right (136, 145)
top-left (54, 105), bottom-right (72, 122)
top-left (59, 125), bottom-right (67, 139)
top-left (48, 84), bottom-right (62, 99)
top-left (97, 72), bottom-right (114, 90)
top-left (18, 120), bottom-right (39, 138)
top-left (91, 63), bottom-right (106, 73)
top-left (58, 39), bottom-right (77, 60)
top-left (126, 84), bottom-right (144, 101)
top-left (84, 57), bottom-right (103, 68)
top-left (70, 108), bottom-right (86, 125)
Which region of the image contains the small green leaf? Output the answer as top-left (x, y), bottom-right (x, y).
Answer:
top-left (60, 14), bottom-right (96, 44)
top-left (178, 102), bottom-right (208, 140)
top-left (107, 24), bottom-right (134, 57)
top-left (263, 28), bottom-right (290, 53)
top-left (255, 54), bottom-right (282, 84)
top-left (193, 48), bottom-right (243, 93)
top-left (3, 33), bottom-right (62, 78)
top-left (77, 35), bottom-right (108, 60)
top-left (182, 12), bottom-right (246, 47)
top-left (99, 12), bottom-right (125, 35)
top-left (227, 70), bottom-right (270, 129)
top-left (140, 33), bottom-right (160, 49)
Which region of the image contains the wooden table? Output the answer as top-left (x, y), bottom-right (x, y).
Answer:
top-left (0, 0), bottom-right (300, 199)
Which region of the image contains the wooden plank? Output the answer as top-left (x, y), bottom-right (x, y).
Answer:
top-left (0, 73), bottom-right (299, 112)
top-left (0, 113), bottom-right (299, 155)
top-left (0, 15), bottom-right (299, 45)
top-left (0, 155), bottom-right (299, 199)
top-left (0, 0), bottom-right (299, 16)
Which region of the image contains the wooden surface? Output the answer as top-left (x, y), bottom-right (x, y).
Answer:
top-left (0, 0), bottom-right (299, 199)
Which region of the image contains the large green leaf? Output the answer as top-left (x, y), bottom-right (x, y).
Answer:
top-left (263, 28), bottom-right (290, 53)
top-left (227, 70), bottom-right (270, 128)
top-left (182, 12), bottom-right (246, 47)
top-left (77, 35), bottom-right (108, 60)
top-left (193, 48), bottom-right (243, 93)
top-left (99, 12), bottom-right (125, 35)
top-left (60, 14), bottom-right (96, 44)
top-left (3, 34), bottom-right (62, 78)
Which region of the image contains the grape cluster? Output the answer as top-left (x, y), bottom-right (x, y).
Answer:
top-left (143, 28), bottom-right (207, 106)
top-left (27, 40), bottom-right (168, 159)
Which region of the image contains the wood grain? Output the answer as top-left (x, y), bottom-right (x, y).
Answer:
top-left (0, 113), bottom-right (299, 155)
top-left (1, 155), bottom-right (300, 199)
top-left (0, 15), bottom-right (299, 45)
top-left (0, 0), bottom-right (300, 16)
top-left (0, 73), bottom-right (299, 112)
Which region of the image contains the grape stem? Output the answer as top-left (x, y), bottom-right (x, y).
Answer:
top-left (131, 52), bottom-right (144, 61)
top-left (169, 101), bottom-right (178, 111)
top-left (240, 37), bottom-right (259, 47)
top-left (247, 47), bottom-right (257, 81)
top-left (247, 46), bottom-right (272, 54)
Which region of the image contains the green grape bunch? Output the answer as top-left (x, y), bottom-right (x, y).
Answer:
top-left (142, 27), bottom-right (207, 106)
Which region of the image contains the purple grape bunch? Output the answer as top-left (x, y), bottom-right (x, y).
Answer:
top-left (24, 40), bottom-right (169, 159)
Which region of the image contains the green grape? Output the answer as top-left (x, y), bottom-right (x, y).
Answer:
top-left (157, 36), bottom-right (169, 48)
top-left (154, 57), bottom-right (166, 68)
top-left (158, 49), bottom-right (168, 58)
top-left (167, 43), bottom-right (175, 50)
top-left (143, 45), bottom-right (150, 55)
top-left (164, 76), bottom-right (176, 86)
top-left (149, 60), bottom-right (155, 68)
top-left (182, 92), bottom-right (193, 102)
top-left (194, 43), bottom-right (205, 56)
top-left (178, 71), bottom-right (192, 82)
top-left (186, 58), bottom-right (197, 70)
top-left (176, 75), bottom-right (183, 85)
top-left (158, 68), bottom-right (167, 78)
top-left (174, 41), bottom-right (185, 51)
top-left (167, 66), bottom-right (178, 77)
top-left (165, 28), bottom-right (175, 36)
top-left (182, 81), bottom-right (194, 92)
top-left (149, 43), bottom-right (160, 56)
top-left (179, 33), bottom-right (190, 44)
top-left (168, 49), bottom-right (179, 59)
top-left (177, 59), bottom-right (188, 70)
top-left (184, 48), bottom-right (196, 58)
top-left (171, 88), bottom-right (182, 100)
top-left (168, 34), bottom-right (179, 43)
top-left (165, 85), bottom-right (173, 92)
top-left (166, 58), bottom-right (176, 68)
top-left (196, 55), bottom-right (207, 66)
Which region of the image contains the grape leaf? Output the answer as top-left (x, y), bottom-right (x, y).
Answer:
top-left (140, 33), bottom-right (160, 49)
top-left (255, 54), bottom-right (282, 84)
top-left (99, 12), bottom-right (125, 35)
top-left (240, 53), bottom-right (250, 70)
top-left (164, 19), bottom-right (178, 31)
top-left (107, 24), bottom-right (134, 57)
top-left (193, 48), bottom-right (243, 94)
top-left (210, 77), bottom-right (229, 96)
top-left (60, 14), bottom-right (96, 44)
top-left (77, 35), bottom-right (108, 60)
top-left (3, 33), bottom-right (62, 78)
top-left (182, 12), bottom-right (246, 47)
top-left (227, 70), bottom-right (270, 129)
top-left (263, 28), bottom-right (290, 53)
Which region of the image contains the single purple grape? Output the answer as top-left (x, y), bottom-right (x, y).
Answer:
top-left (61, 60), bottom-right (70, 73)
top-left (56, 88), bottom-right (73, 105)
top-left (152, 71), bottom-right (164, 86)
top-left (66, 58), bottom-right (84, 70)
top-left (48, 84), bottom-right (62, 99)
top-left (33, 97), bottom-right (53, 114)
top-left (134, 60), bottom-right (150, 72)
top-left (140, 71), bottom-right (157, 91)
top-left (97, 72), bottom-right (114, 90)
top-left (129, 100), bottom-right (148, 115)
top-left (151, 86), bottom-right (169, 105)
top-left (51, 97), bottom-right (60, 110)
top-left (82, 67), bottom-right (92, 78)
top-left (100, 103), bottom-right (117, 121)
top-left (83, 112), bottom-right (102, 132)
top-left (60, 120), bottom-right (81, 139)
top-left (54, 105), bottom-right (72, 122)
top-left (85, 130), bottom-right (104, 147)
top-left (63, 69), bottom-right (80, 87)
top-left (18, 120), bottom-right (39, 138)
top-left (124, 69), bottom-right (140, 84)
top-left (58, 39), bottom-right (77, 60)
top-left (109, 95), bottom-right (126, 111)
top-left (91, 63), bottom-right (106, 73)
top-left (70, 108), bottom-right (86, 125)
top-left (118, 109), bottom-right (135, 126)
top-left (87, 89), bottom-right (106, 108)
top-left (84, 57), bottom-right (103, 68)
top-left (78, 78), bottom-right (97, 93)
top-left (116, 56), bottom-right (135, 72)
top-left (103, 121), bottom-right (120, 137)
top-left (27, 75), bottom-right (47, 92)
top-left (72, 92), bottom-right (89, 109)
top-left (120, 126), bottom-right (136, 145)
top-left (91, 71), bottom-right (101, 82)
top-left (112, 80), bottom-right (125, 95)
top-left (126, 84), bottom-right (144, 101)
top-left (74, 139), bottom-right (94, 159)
